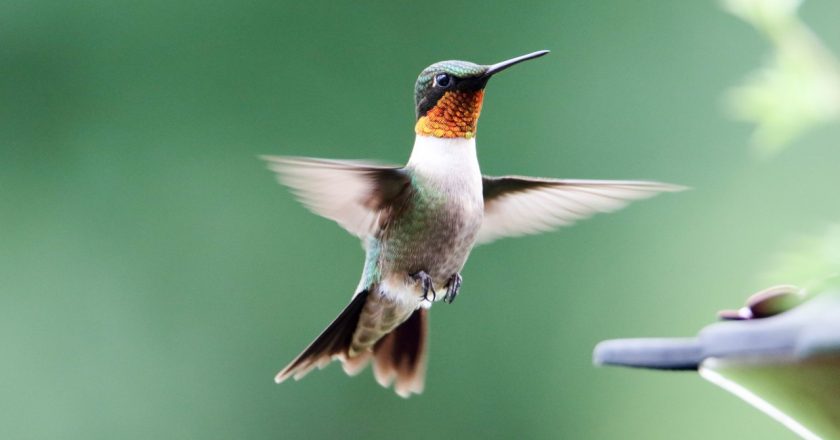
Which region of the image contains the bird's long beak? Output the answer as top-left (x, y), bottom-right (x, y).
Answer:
top-left (484, 50), bottom-right (550, 77)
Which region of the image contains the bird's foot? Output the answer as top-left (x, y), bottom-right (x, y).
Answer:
top-left (410, 270), bottom-right (436, 302)
top-left (443, 273), bottom-right (462, 304)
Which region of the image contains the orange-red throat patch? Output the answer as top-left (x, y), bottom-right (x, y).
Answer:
top-left (415, 90), bottom-right (484, 139)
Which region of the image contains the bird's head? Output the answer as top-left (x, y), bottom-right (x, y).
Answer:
top-left (413, 50), bottom-right (549, 139)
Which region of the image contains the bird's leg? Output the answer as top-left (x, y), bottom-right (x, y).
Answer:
top-left (410, 270), bottom-right (436, 302)
top-left (443, 273), bottom-right (462, 304)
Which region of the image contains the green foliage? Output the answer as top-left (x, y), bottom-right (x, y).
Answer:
top-left (763, 224), bottom-right (840, 292)
top-left (723, 0), bottom-right (840, 154)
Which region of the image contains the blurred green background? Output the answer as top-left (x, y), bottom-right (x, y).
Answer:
top-left (3, 1), bottom-right (840, 438)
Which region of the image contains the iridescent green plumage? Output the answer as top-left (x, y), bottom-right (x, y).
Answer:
top-left (414, 60), bottom-right (489, 120)
top-left (414, 61), bottom-right (487, 101)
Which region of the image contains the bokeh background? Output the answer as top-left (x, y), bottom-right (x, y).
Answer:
top-left (3, 0), bottom-right (840, 438)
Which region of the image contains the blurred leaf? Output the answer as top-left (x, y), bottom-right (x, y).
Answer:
top-left (762, 224), bottom-right (840, 290)
top-left (722, 0), bottom-right (840, 155)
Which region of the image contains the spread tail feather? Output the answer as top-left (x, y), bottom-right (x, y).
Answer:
top-left (275, 290), bottom-right (370, 383)
top-left (274, 291), bottom-right (429, 398)
top-left (373, 308), bottom-right (428, 398)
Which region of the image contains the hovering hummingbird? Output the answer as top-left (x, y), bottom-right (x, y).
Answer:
top-left (264, 50), bottom-right (683, 397)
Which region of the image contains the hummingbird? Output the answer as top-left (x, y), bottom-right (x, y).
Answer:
top-left (264, 50), bottom-right (683, 397)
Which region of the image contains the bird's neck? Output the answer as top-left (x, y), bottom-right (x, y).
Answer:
top-left (415, 90), bottom-right (484, 139)
top-left (407, 135), bottom-right (480, 181)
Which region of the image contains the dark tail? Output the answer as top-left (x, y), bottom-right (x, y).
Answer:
top-left (372, 308), bottom-right (428, 397)
top-left (274, 290), bottom-right (429, 398)
top-left (275, 290), bottom-right (370, 383)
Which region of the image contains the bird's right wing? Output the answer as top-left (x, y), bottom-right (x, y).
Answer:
top-left (262, 156), bottom-right (412, 238)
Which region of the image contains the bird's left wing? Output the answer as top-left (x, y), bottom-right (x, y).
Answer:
top-left (478, 176), bottom-right (685, 244)
top-left (262, 156), bottom-right (411, 238)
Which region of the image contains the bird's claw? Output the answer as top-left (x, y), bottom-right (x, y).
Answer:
top-left (411, 271), bottom-right (436, 302)
top-left (443, 273), bottom-right (462, 304)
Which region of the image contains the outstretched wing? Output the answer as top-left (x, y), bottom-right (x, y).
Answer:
top-left (262, 156), bottom-right (411, 238)
top-left (478, 176), bottom-right (685, 244)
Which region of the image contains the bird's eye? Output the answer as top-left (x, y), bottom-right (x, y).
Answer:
top-left (434, 73), bottom-right (452, 88)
